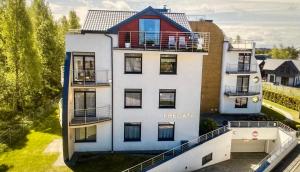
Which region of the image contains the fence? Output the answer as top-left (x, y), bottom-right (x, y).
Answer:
top-left (0, 123), bottom-right (30, 147)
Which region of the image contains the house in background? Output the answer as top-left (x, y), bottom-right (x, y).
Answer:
top-left (262, 59), bottom-right (300, 87)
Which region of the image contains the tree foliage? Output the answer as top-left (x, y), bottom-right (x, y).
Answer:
top-left (269, 45), bottom-right (299, 59)
top-left (68, 10), bottom-right (80, 29)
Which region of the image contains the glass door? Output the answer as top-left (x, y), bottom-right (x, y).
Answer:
top-left (237, 76), bottom-right (249, 93)
top-left (238, 53), bottom-right (251, 72)
top-left (73, 55), bottom-right (95, 83)
top-left (73, 56), bottom-right (84, 82)
top-left (74, 91), bottom-right (96, 117)
top-left (139, 19), bottom-right (160, 46)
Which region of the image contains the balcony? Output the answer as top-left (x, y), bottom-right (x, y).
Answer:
top-left (224, 85), bottom-right (260, 97)
top-left (226, 64), bottom-right (258, 74)
top-left (71, 70), bottom-right (111, 87)
top-left (228, 40), bottom-right (254, 51)
top-left (116, 31), bottom-right (210, 52)
top-left (69, 105), bottom-right (112, 127)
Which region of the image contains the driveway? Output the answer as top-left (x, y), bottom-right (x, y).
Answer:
top-left (194, 152), bottom-right (267, 172)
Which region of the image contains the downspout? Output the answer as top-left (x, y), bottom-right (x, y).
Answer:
top-left (105, 34), bottom-right (114, 152)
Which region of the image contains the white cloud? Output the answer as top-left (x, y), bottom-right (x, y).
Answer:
top-left (102, 0), bottom-right (132, 10)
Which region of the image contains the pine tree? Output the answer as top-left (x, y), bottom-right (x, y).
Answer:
top-left (68, 10), bottom-right (80, 29)
top-left (30, 0), bottom-right (64, 100)
top-left (2, 0), bottom-right (41, 111)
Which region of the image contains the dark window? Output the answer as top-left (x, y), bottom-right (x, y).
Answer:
top-left (270, 75), bottom-right (275, 82)
top-left (160, 54), bottom-right (177, 74)
top-left (236, 75), bottom-right (249, 92)
top-left (124, 123), bottom-right (141, 141)
top-left (139, 19), bottom-right (160, 45)
top-left (124, 89), bottom-right (142, 108)
top-left (158, 123), bottom-right (175, 141)
top-left (235, 97), bottom-right (248, 108)
top-left (202, 153), bottom-right (213, 165)
top-left (159, 89), bottom-right (176, 108)
top-left (74, 91), bottom-right (96, 117)
top-left (75, 126), bottom-right (96, 142)
top-left (124, 53), bottom-right (142, 74)
top-left (73, 53), bottom-right (95, 83)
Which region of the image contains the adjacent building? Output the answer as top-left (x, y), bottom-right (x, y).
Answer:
top-left (62, 6), bottom-right (262, 162)
top-left (262, 59), bottom-right (300, 87)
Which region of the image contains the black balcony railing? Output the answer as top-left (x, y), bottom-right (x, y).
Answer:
top-left (224, 85), bottom-right (261, 96)
top-left (71, 69), bottom-right (111, 87)
top-left (226, 64), bottom-right (258, 74)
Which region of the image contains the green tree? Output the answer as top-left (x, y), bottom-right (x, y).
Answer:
top-left (68, 10), bottom-right (80, 29)
top-left (2, 0), bottom-right (41, 111)
top-left (30, 0), bottom-right (63, 100)
top-left (269, 45), bottom-right (299, 59)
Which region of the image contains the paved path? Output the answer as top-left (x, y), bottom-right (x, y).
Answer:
top-left (44, 139), bottom-right (66, 167)
top-left (262, 102), bottom-right (294, 120)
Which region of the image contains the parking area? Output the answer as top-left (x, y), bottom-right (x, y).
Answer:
top-left (195, 152), bottom-right (267, 172)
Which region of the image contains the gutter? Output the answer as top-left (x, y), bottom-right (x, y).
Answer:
top-left (105, 34), bottom-right (114, 152)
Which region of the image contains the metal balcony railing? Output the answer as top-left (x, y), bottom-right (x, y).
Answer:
top-left (117, 31), bottom-right (210, 52)
top-left (228, 39), bottom-right (254, 51)
top-left (226, 64), bottom-right (258, 74)
top-left (71, 69), bottom-right (111, 87)
top-left (69, 105), bottom-right (112, 126)
top-left (224, 85), bottom-right (261, 96)
top-left (122, 126), bottom-right (229, 172)
top-left (228, 121), bottom-right (278, 128)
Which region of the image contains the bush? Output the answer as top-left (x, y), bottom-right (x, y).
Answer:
top-left (263, 90), bottom-right (300, 111)
top-left (200, 118), bottom-right (218, 135)
top-left (0, 143), bottom-right (8, 153)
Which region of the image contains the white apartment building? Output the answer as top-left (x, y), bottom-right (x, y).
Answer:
top-left (61, 6), bottom-right (269, 169)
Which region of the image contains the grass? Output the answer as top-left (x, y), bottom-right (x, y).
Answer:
top-left (0, 131), bottom-right (68, 172)
top-left (263, 82), bottom-right (300, 100)
top-left (263, 99), bottom-right (300, 123)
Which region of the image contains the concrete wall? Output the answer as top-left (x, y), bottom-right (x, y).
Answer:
top-left (219, 42), bottom-right (262, 114)
top-left (231, 128), bottom-right (278, 140)
top-left (149, 131), bottom-right (232, 172)
top-left (231, 140), bottom-right (266, 152)
top-left (113, 50), bottom-right (204, 151)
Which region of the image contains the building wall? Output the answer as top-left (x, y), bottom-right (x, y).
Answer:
top-left (231, 140), bottom-right (266, 152)
top-left (113, 50), bottom-right (204, 151)
top-left (149, 131), bottom-right (232, 172)
top-left (219, 42), bottom-right (262, 114)
top-left (231, 128), bottom-right (278, 140)
top-left (189, 21), bottom-right (224, 114)
top-left (65, 33), bottom-right (113, 156)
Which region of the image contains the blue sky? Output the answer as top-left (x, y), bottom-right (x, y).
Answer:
top-left (28, 0), bottom-right (300, 48)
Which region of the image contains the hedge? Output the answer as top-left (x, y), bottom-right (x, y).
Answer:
top-left (263, 89), bottom-right (300, 111)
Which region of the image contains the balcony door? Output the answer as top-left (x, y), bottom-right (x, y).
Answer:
top-left (238, 53), bottom-right (251, 72)
top-left (73, 55), bottom-right (95, 83)
top-left (236, 76), bottom-right (249, 93)
top-left (74, 91), bottom-right (96, 117)
top-left (139, 19), bottom-right (160, 46)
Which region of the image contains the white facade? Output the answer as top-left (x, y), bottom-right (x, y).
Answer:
top-left (219, 41), bottom-right (262, 114)
top-left (113, 50), bottom-right (205, 151)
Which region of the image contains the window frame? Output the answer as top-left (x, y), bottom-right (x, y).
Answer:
top-left (72, 52), bottom-right (95, 83)
top-left (75, 126), bottom-right (97, 143)
top-left (124, 123), bottom-right (142, 142)
top-left (202, 153), bottom-right (213, 165)
top-left (158, 123), bottom-right (175, 141)
top-left (159, 89), bottom-right (176, 109)
top-left (124, 53), bottom-right (142, 74)
top-left (124, 89), bottom-right (142, 108)
top-left (235, 97), bottom-right (248, 108)
top-left (160, 55), bottom-right (177, 75)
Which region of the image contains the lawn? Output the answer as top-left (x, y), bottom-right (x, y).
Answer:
top-left (0, 131), bottom-right (153, 172)
top-left (263, 99), bottom-right (300, 123)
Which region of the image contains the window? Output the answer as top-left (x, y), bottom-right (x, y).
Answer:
top-left (202, 153), bottom-right (213, 165)
top-left (75, 126), bottom-right (96, 142)
top-left (124, 123), bottom-right (141, 141)
top-left (73, 53), bottom-right (95, 83)
top-left (235, 97), bottom-right (248, 108)
top-left (159, 89), bottom-right (176, 108)
top-left (139, 19), bottom-right (160, 45)
top-left (160, 54), bottom-right (177, 74)
top-left (158, 123), bottom-right (175, 141)
top-left (237, 75), bottom-right (249, 92)
top-left (124, 89), bottom-right (142, 108)
top-left (74, 91), bottom-right (96, 117)
top-left (238, 53), bottom-right (251, 71)
top-left (269, 74), bottom-right (275, 83)
top-left (124, 53), bottom-right (142, 74)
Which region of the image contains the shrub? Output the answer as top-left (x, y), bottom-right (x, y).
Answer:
top-left (263, 90), bottom-right (300, 111)
top-left (0, 143), bottom-right (8, 153)
top-left (200, 118), bottom-right (218, 135)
